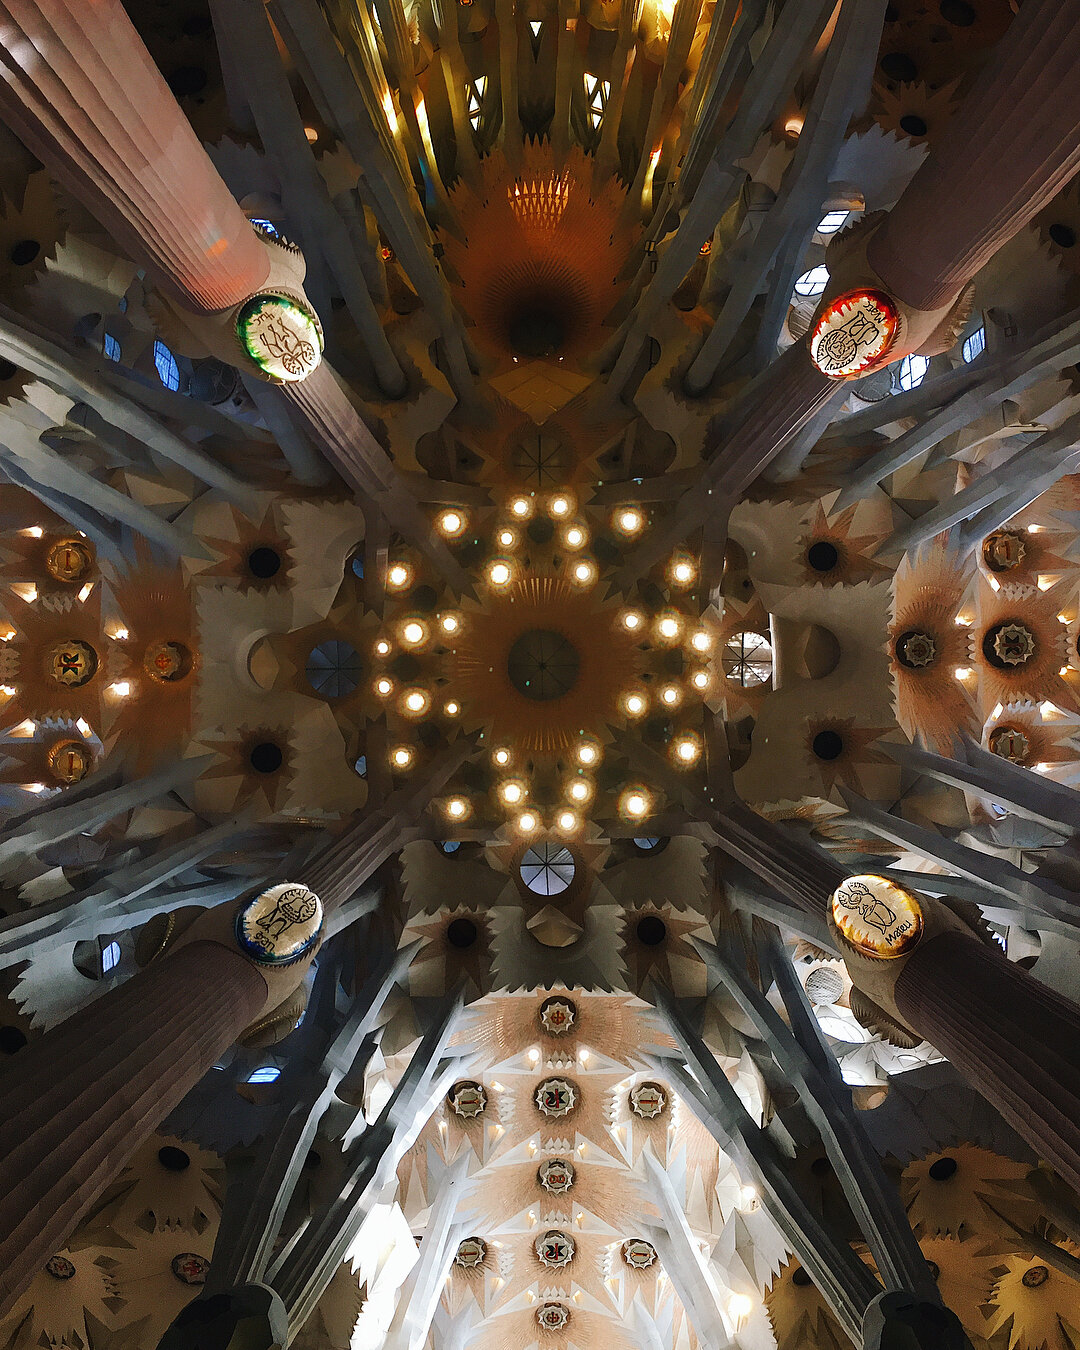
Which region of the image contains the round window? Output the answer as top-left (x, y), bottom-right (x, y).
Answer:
top-left (520, 842), bottom-right (576, 895)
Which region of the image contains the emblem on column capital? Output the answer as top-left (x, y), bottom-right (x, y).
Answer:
top-left (536, 1302), bottom-right (570, 1332)
top-left (535, 1077), bottom-right (576, 1117)
top-left (235, 882), bottom-right (323, 966)
top-left (44, 1255), bottom-right (76, 1280)
top-left (622, 1238), bottom-right (658, 1269)
top-left (171, 1253), bottom-right (210, 1285)
top-left (629, 1080), bottom-right (667, 1118)
top-left (809, 288), bottom-right (900, 379)
top-left (536, 1230), bottom-right (575, 1268)
top-left (538, 996), bottom-right (577, 1035)
top-left (46, 639), bottom-right (98, 687)
top-left (45, 538), bottom-right (93, 583)
top-left (448, 1080), bottom-right (487, 1118)
top-left (236, 292), bottom-right (324, 383)
top-left (829, 873), bottom-right (923, 959)
top-left (538, 1158), bottom-right (575, 1193)
top-left (47, 739), bottom-right (93, 784)
top-left (454, 1236), bottom-right (487, 1268)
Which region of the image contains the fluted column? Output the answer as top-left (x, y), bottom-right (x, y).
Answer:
top-left (866, 0), bottom-right (1080, 312)
top-left (893, 932), bottom-right (1080, 1195)
top-left (0, 942), bottom-right (268, 1314)
top-left (0, 0), bottom-right (269, 311)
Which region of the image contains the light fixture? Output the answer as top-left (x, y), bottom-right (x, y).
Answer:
top-left (488, 560), bottom-right (512, 586)
top-left (572, 560), bottom-right (596, 586)
top-left (375, 639), bottom-right (391, 656)
top-left (401, 620), bottom-right (427, 646)
top-left (557, 809), bottom-right (579, 832)
top-left (387, 562), bottom-right (411, 589)
top-left (691, 669), bottom-right (710, 690)
top-left (623, 691), bottom-right (647, 717)
top-left (444, 700), bottom-right (460, 715)
top-left (729, 1295), bottom-right (752, 1320)
top-left (563, 525), bottom-right (587, 549)
top-left (440, 613), bottom-right (460, 634)
top-left (108, 681), bottom-right (131, 697)
top-left (673, 734), bottom-right (701, 765)
top-left (660, 684), bottom-right (681, 706)
top-left (549, 494), bottom-right (572, 518)
top-left (500, 779), bottom-right (526, 806)
top-left (690, 629), bottom-right (711, 652)
top-left (391, 746), bottom-right (413, 769)
top-left (437, 509), bottom-right (466, 537)
top-left (954, 667), bottom-right (971, 680)
top-left (567, 778), bottom-right (591, 803)
top-left (518, 810), bottom-right (539, 833)
top-left (497, 528), bottom-right (518, 549)
top-left (375, 677), bottom-right (394, 697)
top-left (402, 687), bottom-right (430, 715)
top-left (620, 787), bottom-right (651, 819)
top-left (622, 610), bottom-right (643, 632)
top-left (493, 748), bottom-right (512, 766)
top-left (445, 796), bottom-right (470, 820)
top-left (670, 557), bottom-right (696, 586)
top-left (577, 741), bottom-right (600, 766)
top-left (510, 496), bottom-right (532, 519)
top-left (614, 507), bottom-right (644, 535)
top-left (657, 614), bottom-right (681, 641)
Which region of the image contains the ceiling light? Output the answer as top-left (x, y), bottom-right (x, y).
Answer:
top-left (510, 496), bottom-right (532, 518)
top-left (623, 692), bottom-right (647, 717)
top-left (402, 688), bottom-right (429, 715)
top-left (572, 560), bottom-right (596, 585)
top-left (518, 810), bottom-right (539, 833)
top-left (437, 509), bottom-right (466, 537)
top-left (391, 746), bottom-right (413, 768)
top-left (549, 495), bottom-right (572, 517)
top-left (657, 615), bottom-right (681, 640)
top-left (497, 528), bottom-right (517, 548)
top-left (615, 508), bottom-right (643, 535)
top-left (622, 610), bottom-right (643, 631)
top-left (670, 558), bottom-right (696, 586)
top-left (660, 684), bottom-right (681, 706)
top-left (557, 810), bottom-right (579, 832)
top-left (691, 669), bottom-right (710, 690)
top-left (620, 787), bottom-right (651, 819)
top-left (488, 561), bottom-right (512, 586)
top-left (673, 735), bottom-right (701, 765)
top-left (402, 621), bottom-right (426, 645)
top-left (563, 525), bottom-right (586, 549)
top-left (494, 748), bottom-right (511, 766)
top-left (440, 613), bottom-right (460, 634)
top-left (375, 639), bottom-right (391, 655)
top-left (387, 563), bottom-right (411, 589)
top-left (444, 700), bottom-right (460, 715)
top-left (500, 780), bottom-right (525, 805)
top-left (568, 778), bottom-right (591, 802)
top-left (375, 677), bottom-right (394, 696)
top-left (445, 797), bottom-right (470, 819)
top-left (691, 629), bottom-right (711, 652)
top-left (577, 742), bottom-right (600, 766)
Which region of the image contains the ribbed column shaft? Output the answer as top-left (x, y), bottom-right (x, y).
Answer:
top-left (867, 0), bottom-right (1080, 311)
top-left (0, 0), bottom-right (269, 311)
top-left (894, 932), bottom-right (1080, 1193)
top-left (0, 942), bottom-right (266, 1315)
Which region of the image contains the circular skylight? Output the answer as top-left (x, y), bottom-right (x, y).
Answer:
top-left (520, 842), bottom-right (576, 895)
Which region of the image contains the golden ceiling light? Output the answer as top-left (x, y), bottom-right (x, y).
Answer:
top-left (401, 620), bottom-right (427, 647)
top-left (445, 796), bottom-right (470, 820)
top-left (499, 778), bottom-right (527, 806)
top-left (517, 809), bottom-right (540, 833)
top-left (509, 496), bottom-right (532, 519)
top-left (387, 562), bottom-right (411, 590)
top-left (557, 809), bottom-right (580, 832)
top-left (402, 687), bottom-right (430, 716)
top-left (497, 527), bottom-right (518, 549)
top-left (690, 629), bottom-right (711, 653)
top-left (670, 556), bottom-right (696, 587)
top-left (614, 507), bottom-right (644, 535)
top-left (566, 777), bottom-right (592, 803)
top-left (620, 786), bottom-right (652, 819)
top-left (444, 700), bottom-right (461, 716)
top-left (440, 613), bottom-right (461, 635)
top-left (375, 676), bottom-right (394, 697)
top-left (391, 745), bottom-right (414, 769)
top-left (622, 609), bottom-right (644, 632)
top-left (672, 733), bottom-right (701, 766)
top-left (375, 638), bottom-right (391, 656)
top-left (623, 690), bottom-right (648, 717)
top-left (437, 509), bottom-right (467, 537)
top-left (549, 494), bottom-right (573, 518)
top-left (657, 613), bottom-right (682, 642)
top-left (563, 524), bottom-right (587, 549)
top-left (691, 669), bottom-right (710, 691)
top-left (493, 747), bottom-right (512, 766)
top-left (488, 560), bottom-right (513, 587)
top-left (577, 740), bottom-right (600, 766)
top-left (571, 560), bottom-right (596, 587)
top-left (660, 684), bottom-right (681, 707)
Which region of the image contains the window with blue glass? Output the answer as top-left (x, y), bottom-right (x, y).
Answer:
top-left (102, 333), bottom-right (122, 362)
top-left (305, 640), bottom-right (364, 698)
top-left (962, 326), bottom-right (986, 363)
top-left (247, 1065), bottom-right (281, 1083)
top-left (154, 339), bottom-right (181, 391)
top-left (897, 354), bottom-right (930, 391)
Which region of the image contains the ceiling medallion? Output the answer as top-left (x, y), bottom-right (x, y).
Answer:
top-left (448, 1080), bottom-right (488, 1118)
top-left (629, 1081), bottom-right (667, 1119)
top-left (235, 882), bottom-right (323, 966)
top-left (985, 621), bottom-right (1036, 668)
top-left (538, 1158), bottom-right (575, 1193)
top-left (829, 874), bottom-right (924, 959)
top-left (46, 639), bottom-right (98, 687)
top-left (808, 288), bottom-right (899, 379)
top-left (538, 996), bottom-right (577, 1035)
top-left (170, 1253), bottom-right (210, 1285)
top-left (1022, 1264), bottom-right (1050, 1288)
top-left (236, 292), bottom-right (324, 383)
top-left (47, 739), bottom-right (93, 784)
top-left (536, 1302), bottom-right (570, 1332)
top-left (536, 1229), bottom-right (575, 1268)
top-left (988, 724), bottom-right (1031, 763)
top-left (44, 1254), bottom-right (76, 1280)
top-left (982, 530), bottom-right (1027, 573)
top-left (144, 640), bottom-right (193, 683)
top-left (894, 629), bottom-right (937, 670)
top-left (454, 1236), bottom-right (488, 1268)
top-left (622, 1238), bottom-right (658, 1270)
top-left (44, 538), bottom-right (93, 583)
top-left (535, 1077), bottom-right (577, 1117)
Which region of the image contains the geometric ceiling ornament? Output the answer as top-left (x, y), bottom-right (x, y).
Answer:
top-left (44, 537), bottom-right (93, 582)
top-left (46, 639), bottom-right (98, 687)
top-left (170, 1252), bottom-right (210, 1285)
top-left (829, 874), bottom-right (924, 959)
top-left (454, 1237), bottom-right (488, 1268)
top-left (234, 882), bottom-right (323, 966)
top-left (235, 292), bottom-right (324, 383)
top-left (984, 621), bottom-right (1037, 668)
top-left (536, 1302), bottom-right (571, 1332)
top-left (622, 1238), bottom-right (658, 1269)
top-left (982, 529), bottom-right (1027, 573)
top-left (628, 1081), bottom-right (667, 1119)
top-left (809, 287), bottom-right (900, 379)
top-left (535, 1077), bottom-right (577, 1117)
top-left (47, 738), bottom-right (94, 784)
top-left (535, 1230), bottom-right (575, 1268)
top-left (448, 1081), bottom-right (488, 1119)
top-left (44, 1255), bottom-right (76, 1280)
top-left (988, 724), bottom-right (1031, 763)
top-left (537, 1158), bottom-right (575, 1194)
top-left (538, 996), bottom-right (577, 1035)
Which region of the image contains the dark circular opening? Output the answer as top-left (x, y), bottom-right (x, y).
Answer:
top-left (527, 517), bottom-right (555, 544)
top-left (247, 546), bottom-right (282, 579)
top-left (928, 1156), bottom-right (958, 1181)
top-left (167, 64), bottom-right (208, 96)
top-left (10, 239), bottom-right (40, 266)
top-left (636, 915), bottom-right (667, 946)
top-left (249, 742), bottom-right (284, 774)
top-left (1050, 223), bottom-right (1077, 249)
top-left (879, 52), bottom-right (918, 82)
top-left (0, 359), bottom-right (17, 381)
top-left (507, 303), bottom-right (567, 358)
top-left (807, 541), bottom-right (839, 573)
top-left (158, 1146), bottom-right (191, 1171)
top-left (447, 917), bottom-right (479, 949)
top-left (812, 730), bottom-right (844, 761)
top-left (792, 1267), bottom-right (813, 1287)
top-left (895, 629), bottom-right (937, 670)
top-left (409, 584), bottom-right (439, 612)
top-left (939, 0), bottom-right (975, 23)
top-left (507, 629), bottom-right (581, 701)
top-left (0, 1025), bottom-right (27, 1054)
top-left (899, 114), bottom-right (928, 137)
top-left (810, 1156), bottom-right (832, 1177)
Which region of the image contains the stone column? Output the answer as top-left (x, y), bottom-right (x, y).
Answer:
top-left (0, 0), bottom-right (269, 311)
top-left (893, 931), bottom-right (1080, 1197)
top-left (0, 941), bottom-right (268, 1315)
top-left (866, 0), bottom-right (1080, 311)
